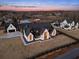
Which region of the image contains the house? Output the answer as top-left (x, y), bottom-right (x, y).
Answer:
top-left (60, 19), bottom-right (77, 30)
top-left (7, 24), bottom-right (16, 33)
top-left (52, 19), bottom-right (79, 30)
top-left (60, 19), bottom-right (68, 28)
top-left (51, 21), bottom-right (60, 28)
top-left (5, 23), bottom-right (19, 33)
top-left (75, 22), bottom-right (79, 29)
top-left (22, 23), bottom-right (57, 42)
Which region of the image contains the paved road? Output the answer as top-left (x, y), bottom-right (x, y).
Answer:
top-left (55, 48), bottom-right (79, 59)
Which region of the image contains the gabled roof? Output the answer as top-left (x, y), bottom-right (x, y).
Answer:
top-left (24, 27), bottom-right (44, 38)
top-left (25, 28), bottom-right (31, 36)
top-left (5, 23), bottom-right (19, 30)
top-left (7, 23), bottom-right (16, 30)
top-left (23, 22), bottom-right (54, 38)
top-left (62, 19), bottom-right (75, 24)
top-left (23, 22), bottom-right (53, 30)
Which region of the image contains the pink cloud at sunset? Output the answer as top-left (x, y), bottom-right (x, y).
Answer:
top-left (0, 5), bottom-right (79, 11)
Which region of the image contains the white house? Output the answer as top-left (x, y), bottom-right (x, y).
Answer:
top-left (60, 19), bottom-right (77, 30)
top-left (53, 19), bottom-right (79, 31)
top-left (60, 19), bottom-right (68, 28)
top-left (7, 24), bottom-right (16, 33)
top-left (75, 23), bottom-right (79, 29)
top-left (23, 23), bottom-right (57, 42)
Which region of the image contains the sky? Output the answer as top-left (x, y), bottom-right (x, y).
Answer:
top-left (0, 0), bottom-right (79, 6)
top-left (0, 0), bottom-right (79, 11)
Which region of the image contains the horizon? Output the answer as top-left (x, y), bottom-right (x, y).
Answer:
top-left (0, 0), bottom-right (79, 11)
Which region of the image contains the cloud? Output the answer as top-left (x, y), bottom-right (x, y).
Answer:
top-left (0, 5), bottom-right (79, 11)
top-left (0, 0), bottom-right (79, 11)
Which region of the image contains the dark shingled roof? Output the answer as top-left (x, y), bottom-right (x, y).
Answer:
top-left (25, 28), bottom-right (31, 36)
top-left (23, 22), bottom-right (54, 38)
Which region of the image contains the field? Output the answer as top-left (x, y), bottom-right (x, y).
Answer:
top-left (37, 29), bottom-right (79, 59)
top-left (0, 33), bottom-right (78, 59)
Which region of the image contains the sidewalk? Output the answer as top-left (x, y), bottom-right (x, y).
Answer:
top-left (0, 31), bottom-right (22, 39)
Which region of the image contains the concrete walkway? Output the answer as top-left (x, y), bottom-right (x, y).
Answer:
top-left (0, 31), bottom-right (22, 39)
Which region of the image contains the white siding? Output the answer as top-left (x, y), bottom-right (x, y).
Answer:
top-left (7, 24), bottom-right (16, 33)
